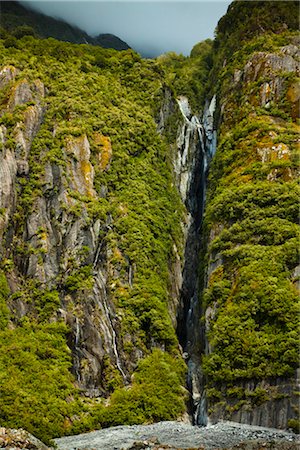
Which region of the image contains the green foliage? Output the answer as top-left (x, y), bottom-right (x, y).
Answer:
top-left (215, 1), bottom-right (298, 57)
top-left (0, 30), bottom-right (186, 442)
top-left (1, 0), bottom-right (298, 439)
top-left (157, 39), bottom-right (213, 113)
top-left (0, 320), bottom-right (82, 445)
top-left (201, 4), bottom-right (299, 410)
top-left (65, 266), bottom-right (94, 293)
top-left (12, 25), bottom-right (37, 39)
top-left (209, 1), bottom-right (299, 92)
top-left (288, 418), bottom-right (300, 434)
top-left (35, 290), bottom-right (61, 321)
top-left (97, 350), bottom-right (186, 427)
top-left (3, 35), bottom-right (18, 48)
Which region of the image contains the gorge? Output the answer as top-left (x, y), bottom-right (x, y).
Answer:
top-left (0, 1), bottom-right (299, 448)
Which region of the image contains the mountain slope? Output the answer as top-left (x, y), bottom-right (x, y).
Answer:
top-left (0, 1), bottom-right (130, 50)
top-left (200, 0), bottom-right (299, 431)
top-left (0, 0), bottom-right (298, 445)
top-left (0, 33), bottom-right (192, 443)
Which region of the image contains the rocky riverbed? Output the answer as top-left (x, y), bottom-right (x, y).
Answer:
top-left (54, 421), bottom-right (299, 450)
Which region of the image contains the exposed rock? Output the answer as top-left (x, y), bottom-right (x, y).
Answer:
top-left (0, 427), bottom-right (49, 449)
top-left (243, 46), bottom-right (300, 83)
top-left (256, 142), bottom-right (290, 163)
top-left (65, 134), bottom-right (96, 197)
top-left (93, 133), bottom-right (112, 171)
top-left (0, 66), bottom-right (18, 90)
top-left (54, 421), bottom-right (299, 450)
top-left (208, 375), bottom-right (299, 430)
top-left (8, 80), bottom-right (33, 111)
top-left (156, 87), bottom-right (176, 134)
top-left (0, 64), bottom-right (127, 394)
top-left (286, 81), bottom-right (300, 120)
top-left (168, 243), bottom-right (183, 328)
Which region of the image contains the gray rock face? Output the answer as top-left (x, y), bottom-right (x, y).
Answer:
top-left (209, 376), bottom-right (299, 430)
top-left (54, 421), bottom-right (299, 450)
top-left (243, 46), bottom-right (300, 83)
top-left (0, 65), bottom-right (127, 395)
top-left (0, 427), bottom-right (49, 450)
top-left (0, 65), bottom-right (18, 90)
top-left (156, 87), bottom-right (176, 134)
top-left (222, 41), bottom-right (300, 123)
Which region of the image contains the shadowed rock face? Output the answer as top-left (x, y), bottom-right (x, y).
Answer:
top-left (173, 95), bottom-right (217, 426)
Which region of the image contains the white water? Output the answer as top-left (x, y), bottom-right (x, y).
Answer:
top-left (74, 316), bottom-right (81, 382)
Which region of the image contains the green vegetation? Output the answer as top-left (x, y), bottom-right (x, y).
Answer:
top-left (0, 0), bottom-right (298, 442)
top-left (200, 0), bottom-right (299, 418)
top-left (0, 30), bottom-right (187, 442)
top-left (209, 0), bottom-right (299, 92)
top-left (97, 350), bottom-right (186, 427)
top-left (157, 39), bottom-right (213, 113)
top-left (0, 320), bottom-right (81, 445)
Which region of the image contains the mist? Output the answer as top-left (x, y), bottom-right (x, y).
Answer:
top-left (21, 1), bottom-right (231, 57)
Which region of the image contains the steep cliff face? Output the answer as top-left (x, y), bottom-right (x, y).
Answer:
top-left (174, 95), bottom-right (217, 426)
top-left (0, 66), bottom-right (125, 393)
top-left (0, 0), bottom-right (299, 444)
top-left (199, 1), bottom-right (299, 431)
top-left (0, 36), bottom-right (190, 443)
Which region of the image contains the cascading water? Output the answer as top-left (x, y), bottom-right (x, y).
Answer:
top-left (175, 95), bottom-right (216, 427)
top-left (94, 272), bottom-right (127, 381)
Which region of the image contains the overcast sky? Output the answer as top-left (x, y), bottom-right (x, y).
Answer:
top-left (21, 1), bottom-right (232, 57)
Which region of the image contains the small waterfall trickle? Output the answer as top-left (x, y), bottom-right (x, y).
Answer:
top-left (73, 316), bottom-right (81, 382)
top-left (94, 272), bottom-right (127, 381)
top-left (175, 95), bottom-right (216, 427)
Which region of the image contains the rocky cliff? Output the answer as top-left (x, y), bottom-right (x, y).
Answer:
top-left (0, 0), bottom-right (299, 445)
top-left (199, 0), bottom-right (299, 432)
top-left (0, 29), bottom-right (201, 443)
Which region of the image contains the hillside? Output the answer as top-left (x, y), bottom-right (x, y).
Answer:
top-left (0, 0), bottom-right (299, 446)
top-left (0, 1), bottom-right (130, 50)
top-left (200, 0), bottom-right (299, 429)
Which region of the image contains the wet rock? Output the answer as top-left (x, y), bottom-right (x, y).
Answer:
top-left (208, 375), bottom-right (299, 430)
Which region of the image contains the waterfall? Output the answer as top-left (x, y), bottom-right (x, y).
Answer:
top-left (176, 95), bottom-right (216, 427)
top-left (94, 272), bottom-right (127, 381)
top-left (73, 316), bottom-right (81, 382)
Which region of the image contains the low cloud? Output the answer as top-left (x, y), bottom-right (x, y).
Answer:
top-left (21, 1), bottom-right (231, 57)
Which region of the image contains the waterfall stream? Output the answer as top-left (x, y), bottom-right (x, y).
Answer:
top-left (94, 272), bottom-right (127, 381)
top-left (176, 95), bottom-right (216, 426)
